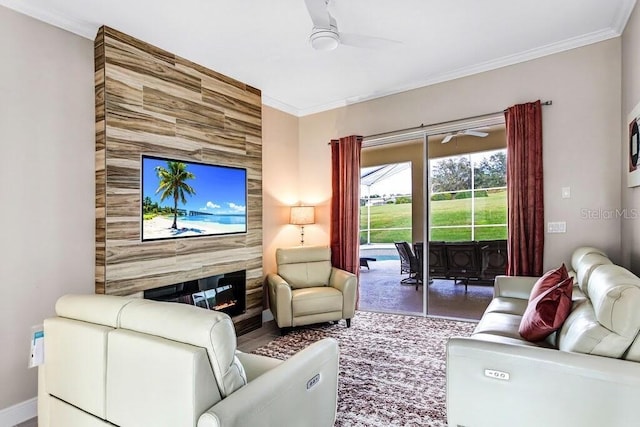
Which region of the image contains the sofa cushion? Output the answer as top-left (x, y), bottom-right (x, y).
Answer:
top-left (106, 329), bottom-right (220, 427)
top-left (519, 277), bottom-right (573, 342)
top-left (277, 246), bottom-right (332, 288)
top-left (55, 294), bottom-right (136, 327)
top-left (558, 300), bottom-right (637, 357)
top-left (574, 253), bottom-right (613, 296)
top-left (558, 265), bottom-right (640, 358)
top-left (473, 312), bottom-right (524, 340)
top-left (529, 264), bottom-right (568, 302)
top-left (484, 297), bottom-right (529, 316)
top-left (587, 265), bottom-right (640, 335)
top-left (44, 317), bottom-right (112, 419)
top-left (570, 246), bottom-right (608, 271)
top-left (292, 287), bottom-right (343, 317)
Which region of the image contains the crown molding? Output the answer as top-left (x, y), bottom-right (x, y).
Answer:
top-left (0, 0), bottom-right (97, 38)
top-left (261, 95), bottom-right (300, 117)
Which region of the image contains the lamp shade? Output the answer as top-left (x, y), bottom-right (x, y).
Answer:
top-left (290, 206), bottom-right (315, 225)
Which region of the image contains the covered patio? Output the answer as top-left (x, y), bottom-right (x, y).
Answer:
top-left (358, 244), bottom-right (493, 320)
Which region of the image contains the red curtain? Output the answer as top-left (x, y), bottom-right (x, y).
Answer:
top-left (505, 100), bottom-right (544, 276)
top-left (330, 135), bottom-right (362, 277)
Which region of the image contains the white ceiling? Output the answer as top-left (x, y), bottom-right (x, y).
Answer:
top-left (1, 0), bottom-right (636, 116)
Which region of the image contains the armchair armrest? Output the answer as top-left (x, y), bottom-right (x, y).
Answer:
top-left (329, 268), bottom-right (357, 319)
top-left (198, 338), bottom-right (339, 427)
top-left (493, 275), bottom-right (539, 299)
top-left (266, 273), bottom-right (293, 327)
top-left (447, 337), bottom-right (640, 427)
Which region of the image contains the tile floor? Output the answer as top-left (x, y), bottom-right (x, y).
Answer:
top-left (359, 259), bottom-right (493, 320)
top-left (15, 417), bottom-right (37, 427)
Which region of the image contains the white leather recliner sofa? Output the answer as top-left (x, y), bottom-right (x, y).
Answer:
top-left (267, 246), bottom-right (357, 332)
top-left (38, 294), bottom-right (339, 427)
top-left (447, 247), bottom-right (640, 427)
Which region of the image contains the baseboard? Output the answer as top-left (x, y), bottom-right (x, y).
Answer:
top-left (0, 397), bottom-right (37, 426)
top-left (262, 309), bottom-right (274, 322)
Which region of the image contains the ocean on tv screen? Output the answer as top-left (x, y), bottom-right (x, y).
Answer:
top-left (181, 214), bottom-right (246, 225)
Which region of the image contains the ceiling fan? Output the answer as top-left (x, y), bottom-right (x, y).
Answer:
top-left (303, 0), bottom-right (400, 51)
top-left (441, 129), bottom-right (490, 144)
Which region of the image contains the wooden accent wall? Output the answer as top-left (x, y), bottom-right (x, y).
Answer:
top-left (95, 26), bottom-right (263, 333)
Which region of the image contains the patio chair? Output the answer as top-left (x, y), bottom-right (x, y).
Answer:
top-left (394, 242), bottom-right (422, 286)
top-left (444, 242), bottom-right (481, 292)
top-left (479, 239), bottom-right (507, 281)
top-left (426, 241), bottom-right (448, 279)
top-left (413, 242), bottom-right (425, 290)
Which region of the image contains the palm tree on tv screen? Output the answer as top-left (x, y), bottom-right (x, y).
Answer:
top-left (155, 161), bottom-right (196, 229)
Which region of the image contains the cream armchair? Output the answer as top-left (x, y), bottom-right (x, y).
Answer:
top-left (267, 246), bottom-right (357, 331)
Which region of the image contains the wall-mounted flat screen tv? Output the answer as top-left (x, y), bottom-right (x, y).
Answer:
top-left (141, 155), bottom-right (247, 241)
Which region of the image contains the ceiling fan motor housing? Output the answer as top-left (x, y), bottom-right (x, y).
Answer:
top-left (310, 26), bottom-right (340, 50)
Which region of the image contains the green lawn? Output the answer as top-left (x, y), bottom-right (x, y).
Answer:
top-left (360, 190), bottom-right (507, 243)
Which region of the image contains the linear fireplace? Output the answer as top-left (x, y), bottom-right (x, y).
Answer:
top-left (143, 270), bottom-right (246, 317)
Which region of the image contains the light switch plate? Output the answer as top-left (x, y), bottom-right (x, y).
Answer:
top-left (561, 187), bottom-right (571, 199)
top-left (547, 221), bottom-right (567, 233)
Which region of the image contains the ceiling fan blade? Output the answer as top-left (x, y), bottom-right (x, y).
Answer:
top-left (340, 32), bottom-right (402, 50)
top-left (463, 130), bottom-right (489, 138)
top-left (304, 0), bottom-right (331, 29)
top-left (442, 134), bottom-right (454, 144)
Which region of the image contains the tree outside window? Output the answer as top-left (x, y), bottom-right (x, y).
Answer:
top-left (430, 149), bottom-right (507, 241)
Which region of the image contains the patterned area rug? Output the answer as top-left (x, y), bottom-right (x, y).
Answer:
top-left (252, 311), bottom-right (475, 426)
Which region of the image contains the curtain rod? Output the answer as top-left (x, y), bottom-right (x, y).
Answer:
top-left (360, 100), bottom-right (552, 141)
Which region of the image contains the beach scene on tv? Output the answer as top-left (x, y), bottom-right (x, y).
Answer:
top-left (142, 157), bottom-right (247, 240)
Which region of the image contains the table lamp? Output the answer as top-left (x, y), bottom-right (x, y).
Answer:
top-left (290, 206), bottom-right (315, 246)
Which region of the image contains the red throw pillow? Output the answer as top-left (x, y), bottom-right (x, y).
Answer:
top-left (519, 276), bottom-right (573, 342)
top-left (529, 263), bottom-right (569, 302)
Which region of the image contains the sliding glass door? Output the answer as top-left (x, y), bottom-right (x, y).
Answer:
top-left (357, 120), bottom-right (506, 320)
top-left (424, 130), bottom-right (506, 320)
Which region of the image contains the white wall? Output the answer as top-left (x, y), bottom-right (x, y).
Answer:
top-left (622, 3), bottom-right (640, 273)
top-left (297, 39), bottom-right (622, 271)
top-left (261, 105), bottom-right (301, 275)
top-left (0, 5), bottom-right (94, 414)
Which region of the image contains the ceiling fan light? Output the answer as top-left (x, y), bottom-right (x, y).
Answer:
top-left (310, 29), bottom-right (340, 51)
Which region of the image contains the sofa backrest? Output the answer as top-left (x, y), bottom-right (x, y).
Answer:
top-left (45, 294), bottom-right (246, 424)
top-left (45, 295), bottom-right (135, 418)
top-left (558, 264), bottom-right (640, 360)
top-left (570, 246), bottom-right (608, 270)
top-left (276, 246), bottom-right (333, 289)
top-left (570, 246), bottom-right (612, 295)
top-left (118, 299), bottom-right (247, 396)
top-left (106, 328), bottom-right (221, 426)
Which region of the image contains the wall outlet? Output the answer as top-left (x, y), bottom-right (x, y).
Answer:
top-left (547, 221), bottom-right (567, 233)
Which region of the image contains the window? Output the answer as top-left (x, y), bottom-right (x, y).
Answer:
top-left (429, 149), bottom-right (507, 241)
top-left (359, 162), bottom-right (412, 244)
